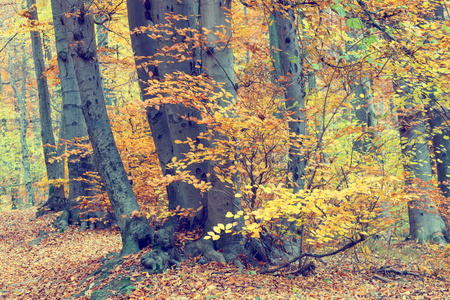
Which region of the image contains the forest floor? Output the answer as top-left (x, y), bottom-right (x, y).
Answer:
top-left (0, 208), bottom-right (449, 299)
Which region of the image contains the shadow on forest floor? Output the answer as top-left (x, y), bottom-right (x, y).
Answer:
top-left (0, 208), bottom-right (449, 299)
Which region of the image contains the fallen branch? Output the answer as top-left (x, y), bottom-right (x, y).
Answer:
top-left (260, 236), bottom-right (366, 274)
top-left (375, 267), bottom-right (420, 277)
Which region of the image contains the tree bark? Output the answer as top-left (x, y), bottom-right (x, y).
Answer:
top-left (200, 0), bottom-right (243, 259)
top-left (61, 0), bottom-right (152, 254)
top-left (6, 43), bottom-right (36, 207)
top-left (427, 98), bottom-right (450, 199)
top-left (42, 0), bottom-right (101, 228)
top-left (273, 2), bottom-right (306, 193)
top-left (27, 0), bottom-right (65, 209)
top-left (96, 17), bottom-right (116, 106)
top-left (127, 0), bottom-right (208, 229)
top-left (395, 79), bottom-right (446, 243)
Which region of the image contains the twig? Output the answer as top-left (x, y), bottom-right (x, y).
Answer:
top-left (0, 33), bottom-right (18, 54)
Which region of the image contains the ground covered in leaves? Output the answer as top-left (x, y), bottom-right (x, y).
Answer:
top-left (0, 208), bottom-right (449, 299)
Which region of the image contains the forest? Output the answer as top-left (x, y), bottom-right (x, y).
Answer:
top-left (0, 0), bottom-right (450, 298)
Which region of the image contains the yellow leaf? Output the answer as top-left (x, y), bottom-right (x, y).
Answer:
top-left (235, 193), bottom-right (242, 198)
top-left (225, 223), bottom-right (233, 230)
top-left (217, 223), bottom-right (225, 230)
top-left (213, 226), bottom-right (221, 234)
top-left (225, 211), bottom-right (234, 218)
top-left (212, 235), bottom-right (220, 241)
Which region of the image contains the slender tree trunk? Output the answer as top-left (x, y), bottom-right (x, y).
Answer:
top-left (345, 28), bottom-right (378, 155)
top-left (0, 70), bottom-right (3, 99)
top-left (200, 0), bottom-right (243, 261)
top-left (61, 0), bottom-right (152, 254)
top-left (268, 15), bottom-right (283, 80)
top-left (394, 4), bottom-right (447, 243)
top-left (43, 0), bottom-right (100, 228)
top-left (427, 99), bottom-right (450, 231)
top-left (427, 96), bottom-right (450, 199)
top-left (6, 43), bottom-right (36, 206)
top-left (27, 0), bottom-right (64, 207)
top-left (425, 4), bottom-right (450, 230)
top-left (96, 18), bottom-right (116, 106)
top-left (395, 79), bottom-right (446, 243)
top-left (273, 2), bottom-right (306, 193)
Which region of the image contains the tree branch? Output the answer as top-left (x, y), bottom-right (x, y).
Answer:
top-left (260, 236), bottom-right (366, 274)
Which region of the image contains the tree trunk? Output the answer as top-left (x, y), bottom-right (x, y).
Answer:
top-left (127, 0), bottom-right (209, 230)
top-left (427, 100), bottom-right (450, 231)
top-left (6, 43), bottom-right (36, 207)
top-left (427, 98), bottom-right (450, 199)
top-left (273, 2), bottom-right (306, 193)
top-left (27, 0), bottom-right (65, 209)
top-left (200, 0), bottom-right (243, 258)
top-left (61, 0), bottom-right (152, 254)
top-left (41, 0), bottom-right (101, 229)
top-left (96, 18), bottom-right (116, 106)
top-left (425, 5), bottom-right (450, 228)
top-left (346, 28), bottom-right (377, 155)
top-left (395, 79), bottom-right (446, 243)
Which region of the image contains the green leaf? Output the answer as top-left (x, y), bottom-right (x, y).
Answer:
top-left (368, 57), bottom-right (374, 64)
top-left (312, 63), bottom-right (319, 70)
top-left (443, 24), bottom-right (450, 33)
top-left (330, 4), bottom-right (346, 17)
top-left (346, 18), bottom-right (363, 29)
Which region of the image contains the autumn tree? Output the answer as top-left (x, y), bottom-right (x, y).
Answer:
top-left (6, 41), bottom-right (36, 207)
top-left (60, 0), bottom-right (152, 254)
top-left (36, 0), bottom-right (104, 230)
top-left (25, 0), bottom-right (64, 210)
top-left (127, 0), bottom-right (246, 268)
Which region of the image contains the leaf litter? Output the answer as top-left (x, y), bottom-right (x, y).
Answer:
top-left (0, 208), bottom-right (449, 299)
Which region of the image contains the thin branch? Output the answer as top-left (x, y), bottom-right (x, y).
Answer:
top-left (0, 33), bottom-right (19, 55)
top-left (260, 236), bottom-right (367, 274)
top-left (355, 0), bottom-right (397, 42)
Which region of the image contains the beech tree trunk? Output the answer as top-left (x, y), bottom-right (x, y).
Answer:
top-left (427, 94), bottom-right (450, 199)
top-left (127, 0), bottom-right (243, 267)
top-left (273, 2), bottom-right (306, 193)
top-left (395, 5), bottom-right (447, 243)
top-left (6, 43), bottom-right (35, 207)
top-left (395, 79), bottom-right (446, 243)
top-left (96, 18), bottom-right (116, 106)
top-left (27, 0), bottom-right (65, 209)
top-left (426, 6), bottom-right (450, 229)
top-left (427, 100), bottom-right (450, 232)
top-left (61, 0), bottom-right (152, 254)
top-left (127, 0), bottom-right (208, 229)
top-left (200, 0), bottom-right (243, 259)
top-left (41, 0), bottom-right (101, 229)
